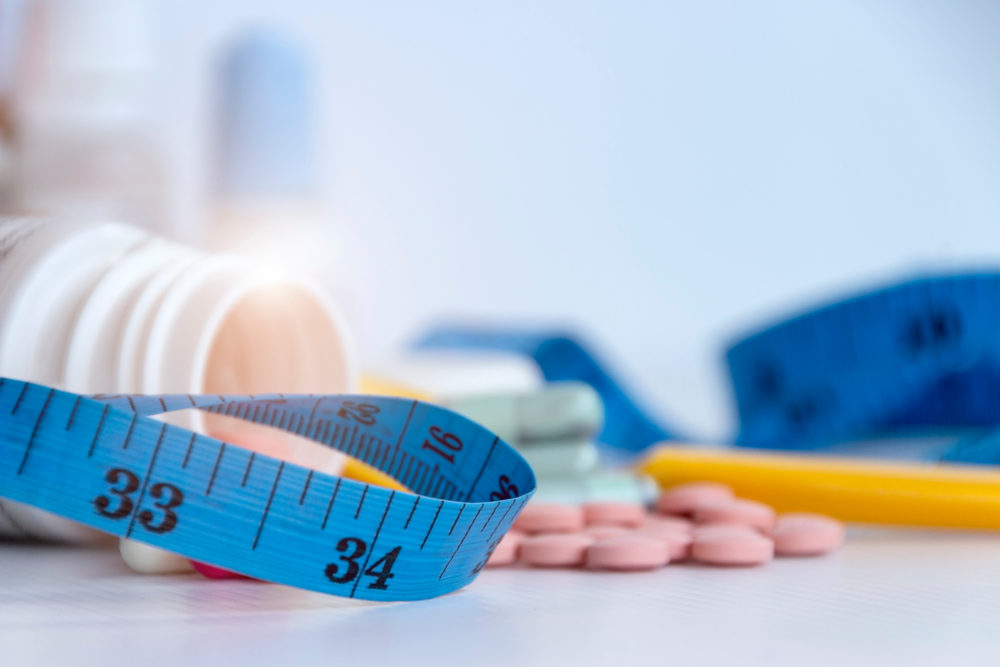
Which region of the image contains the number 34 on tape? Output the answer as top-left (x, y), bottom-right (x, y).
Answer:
top-left (0, 378), bottom-right (536, 601)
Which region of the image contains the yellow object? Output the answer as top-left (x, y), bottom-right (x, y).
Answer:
top-left (342, 458), bottom-right (409, 491)
top-left (341, 374), bottom-right (435, 490)
top-left (639, 445), bottom-right (1000, 531)
top-left (359, 375), bottom-right (433, 401)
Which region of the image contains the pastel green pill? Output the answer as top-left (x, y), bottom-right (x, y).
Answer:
top-left (516, 438), bottom-right (600, 476)
top-left (444, 382), bottom-right (603, 447)
top-left (532, 472), bottom-right (659, 506)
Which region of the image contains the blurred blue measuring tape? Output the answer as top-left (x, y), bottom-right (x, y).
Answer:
top-left (419, 272), bottom-right (1000, 463)
top-left (416, 329), bottom-right (682, 452)
top-left (724, 272), bottom-right (1000, 452)
top-left (0, 380), bottom-right (535, 601)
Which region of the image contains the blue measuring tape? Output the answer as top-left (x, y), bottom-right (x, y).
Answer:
top-left (0, 378), bottom-right (535, 601)
top-left (418, 272), bottom-right (1000, 465)
top-left (416, 328), bottom-right (679, 452)
top-left (724, 272), bottom-right (1000, 451)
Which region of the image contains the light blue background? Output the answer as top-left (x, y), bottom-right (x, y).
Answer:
top-left (154, 1), bottom-right (1000, 438)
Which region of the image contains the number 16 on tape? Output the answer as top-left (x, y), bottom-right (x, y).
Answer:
top-left (0, 379), bottom-right (536, 601)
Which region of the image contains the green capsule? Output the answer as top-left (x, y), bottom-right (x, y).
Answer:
top-left (516, 438), bottom-right (600, 476)
top-left (444, 381), bottom-right (603, 447)
top-left (531, 471), bottom-right (659, 506)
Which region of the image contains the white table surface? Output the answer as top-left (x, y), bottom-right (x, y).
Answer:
top-left (4, 527), bottom-right (1000, 667)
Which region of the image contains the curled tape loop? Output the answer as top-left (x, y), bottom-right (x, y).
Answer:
top-left (0, 379), bottom-right (535, 601)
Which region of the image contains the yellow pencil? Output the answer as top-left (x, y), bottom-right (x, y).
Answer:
top-left (639, 445), bottom-right (1000, 531)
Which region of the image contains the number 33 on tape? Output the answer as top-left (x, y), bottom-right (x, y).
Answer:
top-left (0, 379), bottom-right (535, 601)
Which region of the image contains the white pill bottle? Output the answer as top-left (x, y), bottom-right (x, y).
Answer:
top-left (0, 218), bottom-right (356, 552)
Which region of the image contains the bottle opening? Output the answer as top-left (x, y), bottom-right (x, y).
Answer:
top-left (200, 279), bottom-right (354, 473)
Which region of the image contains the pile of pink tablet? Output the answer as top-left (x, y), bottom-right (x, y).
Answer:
top-left (486, 482), bottom-right (845, 571)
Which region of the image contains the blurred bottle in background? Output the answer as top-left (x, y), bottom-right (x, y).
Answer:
top-left (203, 29), bottom-right (332, 277)
top-left (2, 3), bottom-right (337, 277)
top-left (3, 0), bottom-right (166, 232)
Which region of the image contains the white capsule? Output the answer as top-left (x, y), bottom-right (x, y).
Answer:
top-left (119, 540), bottom-right (194, 574)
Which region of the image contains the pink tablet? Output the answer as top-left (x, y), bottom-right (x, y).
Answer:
top-left (656, 482), bottom-right (734, 516)
top-left (641, 515), bottom-right (693, 534)
top-left (520, 534), bottom-right (595, 567)
top-left (636, 519), bottom-right (693, 561)
top-left (582, 501), bottom-right (646, 527)
top-left (692, 498), bottom-right (776, 532)
top-left (586, 535), bottom-right (670, 571)
top-left (771, 513), bottom-right (845, 556)
top-left (486, 530), bottom-right (525, 567)
top-left (583, 525), bottom-right (632, 541)
top-left (513, 503), bottom-right (586, 534)
top-left (691, 524), bottom-right (774, 566)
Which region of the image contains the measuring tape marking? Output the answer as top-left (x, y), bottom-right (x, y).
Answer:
top-left (0, 379), bottom-right (535, 601)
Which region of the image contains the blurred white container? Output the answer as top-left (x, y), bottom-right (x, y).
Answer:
top-left (0, 218), bottom-right (356, 544)
top-left (203, 31), bottom-right (331, 277)
top-left (9, 0), bottom-right (166, 232)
